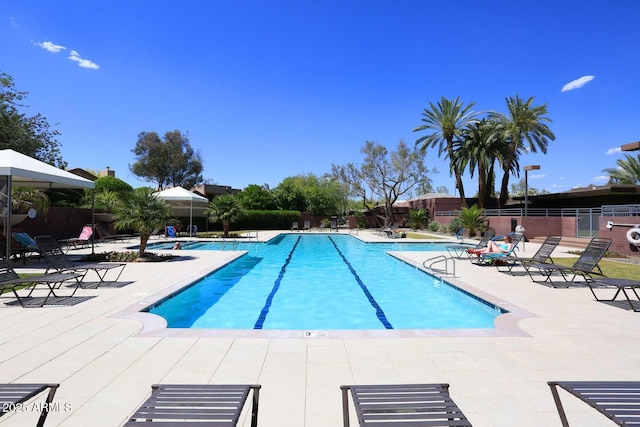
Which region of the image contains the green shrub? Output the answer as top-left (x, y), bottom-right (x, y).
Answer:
top-left (428, 221), bottom-right (441, 232)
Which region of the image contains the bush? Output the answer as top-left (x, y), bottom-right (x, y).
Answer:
top-left (428, 221), bottom-right (441, 232)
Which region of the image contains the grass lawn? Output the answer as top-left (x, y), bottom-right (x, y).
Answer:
top-left (547, 257), bottom-right (640, 280)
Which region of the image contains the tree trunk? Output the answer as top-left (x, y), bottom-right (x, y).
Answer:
top-left (223, 220), bottom-right (230, 237)
top-left (139, 235), bottom-right (149, 257)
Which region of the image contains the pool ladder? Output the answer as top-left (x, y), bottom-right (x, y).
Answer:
top-left (422, 255), bottom-right (456, 277)
top-left (221, 239), bottom-right (239, 251)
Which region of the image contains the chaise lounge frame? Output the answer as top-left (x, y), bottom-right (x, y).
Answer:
top-left (446, 229), bottom-right (495, 260)
top-left (340, 383), bottom-right (472, 426)
top-left (496, 235), bottom-right (562, 276)
top-left (0, 266), bottom-right (83, 307)
top-left (528, 237), bottom-right (612, 287)
top-left (548, 381), bottom-right (640, 426)
top-left (587, 278), bottom-right (640, 311)
top-left (0, 383), bottom-right (59, 427)
top-left (124, 384), bottom-right (261, 426)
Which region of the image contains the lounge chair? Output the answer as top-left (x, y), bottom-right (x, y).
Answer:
top-left (124, 384), bottom-right (261, 426)
top-left (11, 232), bottom-right (43, 264)
top-left (0, 383), bottom-right (59, 426)
top-left (446, 229), bottom-right (495, 260)
top-left (95, 223), bottom-right (136, 242)
top-left (35, 235), bottom-right (126, 287)
top-left (495, 235), bottom-right (562, 277)
top-left (548, 381), bottom-right (640, 426)
top-left (61, 225), bottom-right (94, 250)
top-left (331, 218), bottom-right (339, 231)
top-left (587, 278), bottom-right (640, 311)
top-left (0, 266), bottom-right (83, 307)
top-left (528, 237), bottom-right (612, 287)
top-left (473, 232), bottom-right (524, 265)
top-left (303, 220), bottom-right (310, 231)
top-left (291, 221), bottom-right (299, 231)
top-left (340, 383), bottom-right (472, 426)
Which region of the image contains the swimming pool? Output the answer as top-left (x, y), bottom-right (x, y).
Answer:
top-left (146, 234), bottom-right (504, 330)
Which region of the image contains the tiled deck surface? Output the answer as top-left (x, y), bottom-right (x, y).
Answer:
top-left (1, 231), bottom-right (639, 426)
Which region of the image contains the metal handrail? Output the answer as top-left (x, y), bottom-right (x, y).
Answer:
top-left (422, 255), bottom-right (456, 277)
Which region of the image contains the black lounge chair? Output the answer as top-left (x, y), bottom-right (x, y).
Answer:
top-left (11, 232), bottom-right (44, 264)
top-left (0, 266), bottom-right (83, 307)
top-left (496, 235), bottom-right (562, 276)
top-left (548, 381), bottom-right (640, 426)
top-left (528, 237), bottom-right (612, 287)
top-left (472, 232), bottom-right (524, 265)
top-left (124, 384), bottom-right (261, 426)
top-left (446, 229), bottom-right (495, 260)
top-left (340, 383), bottom-right (472, 426)
top-left (291, 221), bottom-right (299, 231)
top-left (0, 383), bottom-right (59, 426)
top-left (587, 278), bottom-right (640, 311)
top-left (35, 235), bottom-right (126, 287)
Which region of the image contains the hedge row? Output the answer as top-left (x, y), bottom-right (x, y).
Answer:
top-left (234, 210), bottom-right (301, 230)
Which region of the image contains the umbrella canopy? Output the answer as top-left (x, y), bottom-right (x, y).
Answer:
top-left (0, 149), bottom-right (95, 265)
top-left (153, 187), bottom-right (209, 235)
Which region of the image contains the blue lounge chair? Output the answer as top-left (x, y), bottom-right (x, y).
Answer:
top-left (165, 225), bottom-right (176, 238)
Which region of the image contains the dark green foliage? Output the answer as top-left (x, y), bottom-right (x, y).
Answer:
top-left (130, 130), bottom-right (203, 189)
top-left (94, 176), bottom-right (133, 194)
top-left (0, 72), bottom-right (65, 167)
top-left (234, 210), bottom-right (301, 230)
top-left (236, 184), bottom-right (277, 210)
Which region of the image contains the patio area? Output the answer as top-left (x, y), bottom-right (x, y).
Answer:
top-left (1, 231), bottom-right (638, 426)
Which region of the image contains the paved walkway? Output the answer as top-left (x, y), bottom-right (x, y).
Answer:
top-left (1, 231), bottom-right (639, 426)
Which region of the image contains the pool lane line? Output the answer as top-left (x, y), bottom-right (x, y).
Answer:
top-left (254, 235), bottom-right (302, 329)
top-left (327, 236), bottom-right (393, 329)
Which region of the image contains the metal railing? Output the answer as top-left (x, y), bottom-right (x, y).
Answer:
top-left (422, 255), bottom-right (456, 277)
top-left (435, 204), bottom-right (640, 218)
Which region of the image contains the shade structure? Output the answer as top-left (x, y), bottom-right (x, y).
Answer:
top-left (0, 149), bottom-right (95, 265)
top-left (153, 187), bottom-right (209, 236)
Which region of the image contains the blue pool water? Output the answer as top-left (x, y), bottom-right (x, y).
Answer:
top-left (147, 234), bottom-right (503, 330)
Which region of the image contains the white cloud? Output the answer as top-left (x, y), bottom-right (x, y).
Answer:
top-left (561, 75), bottom-right (595, 92)
top-left (9, 17), bottom-right (18, 27)
top-left (606, 147), bottom-right (621, 155)
top-left (68, 50), bottom-right (100, 70)
top-left (36, 41), bottom-right (66, 53)
top-left (592, 175), bottom-right (609, 183)
top-left (529, 174), bottom-right (545, 179)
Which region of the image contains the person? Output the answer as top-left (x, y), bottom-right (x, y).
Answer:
top-left (476, 235), bottom-right (513, 255)
top-left (173, 242), bottom-right (182, 250)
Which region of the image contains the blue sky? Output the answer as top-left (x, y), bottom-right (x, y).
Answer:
top-left (2, 0), bottom-right (639, 197)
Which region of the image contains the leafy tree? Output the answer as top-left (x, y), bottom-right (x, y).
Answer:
top-left (205, 194), bottom-right (242, 237)
top-left (490, 95), bottom-right (555, 207)
top-left (93, 176), bottom-right (133, 194)
top-left (603, 154), bottom-right (640, 184)
top-left (413, 96), bottom-right (479, 208)
top-left (331, 140), bottom-right (433, 228)
top-left (435, 185), bottom-right (449, 194)
top-left (114, 187), bottom-right (171, 256)
top-left (272, 177), bottom-right (307, 211)
top-left (0, 72), bottom-right (65, 167)
top-left (236, 184), bottom-right (276, 210)
top-left (130, 130), bottom-right (204, 190)
top-left (11, 187), bottom-right (50, 214)
top-left (509, 178), bottom-right (549, 197)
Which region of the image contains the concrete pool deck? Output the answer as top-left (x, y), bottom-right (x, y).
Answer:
top-left (1, 230), bottom-right (638, 426)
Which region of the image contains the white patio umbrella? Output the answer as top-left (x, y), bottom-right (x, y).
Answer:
top-left (0, 149), bottom-right (95, 264)
top-left (153, 187), bottom-right (209, 236)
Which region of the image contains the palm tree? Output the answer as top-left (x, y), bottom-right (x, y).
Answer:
top-left (457, 119), bottom-right (512, 208)
top-left (413, 96), bottom-right (479, 207)
top-left (456, 204), bottom-right (488, 237)
top-left (113, 187), bottom-right (171, 257)
top-left (603, 154), bottom-right (640, 184)
top-left (205, 194), bottom-right (242, 237)
top-left (490, 95), bottom-right (555, 207)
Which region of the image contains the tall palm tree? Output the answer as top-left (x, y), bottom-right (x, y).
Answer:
top-left (603, 154), bottom-right (640, 184)
top-left (205, 194), bottom-right (242, 237)
top-left (113, 187), bottom-right (171, 257)
top-left (490, 95), bottom-right (555, 207)
top-left (457, 119), bottom-right (507, 208)
top-left (413, 96), bottom-right (479, 207)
